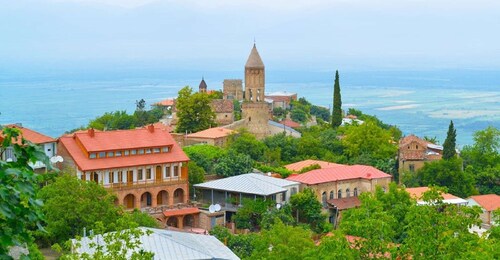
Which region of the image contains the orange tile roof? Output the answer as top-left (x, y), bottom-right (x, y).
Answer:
top-left (286, 165), bottom-right (391, 185)
top-left (154, 99), bottom-right (175, 106)
top-left (399, 134), bottom-right (432, 148)
top-left (284, 159), bottom-right (343, 172)
top-left (150, 122), bottom-right (173, 133)
top-left (1, 124), bottom-right (56, 144)
top-left (59, 127), bottom-right (189, 171)
top-left (469, 194), bottom-right (500, 211)
top-left (406, 187), bottom-right (460, 201)
top-left (186, 127), bottom-right (235, 139)
top-left (327, 196), bottom-right (361, 210)
top-left (163, 207), bottom-right (200, 217)
top-left (279, 119), bottom-right (300, 129)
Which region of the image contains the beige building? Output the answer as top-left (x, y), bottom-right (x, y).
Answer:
top-left (185, 127), bottom-right (236, 147)
top-left (210, 99), bottom-right (234, 126)
top-left (223, 79), bottom-right (243, 101)
top-left (398, 135), bottom-right (442, 174)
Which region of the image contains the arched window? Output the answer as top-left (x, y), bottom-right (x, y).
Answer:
top-left (329, 191), bottom-right (334, 200)
top-left (337, 189), bottom-right (342, 199)
top-left (354, 188), bottom-right (358, 197)
top-left (321, 192), bottom-right (327, 207)
top-left (346, 188), bottom-right (351, 198)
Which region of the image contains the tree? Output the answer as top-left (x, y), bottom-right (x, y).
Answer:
top-left (260, 204), bottom-right (295, 230)
top-left (310, 105), bottom-right (330, 122)
top-left (306, 230), bottom-right (359, 259)
top-left (183, 145), bottom-right (226, 174)
top-left (37, 174), bottom-right (121, 245)
top-left (442, 120), bottom-right (457, 160)
top-left (119, 210), bottom-right (159, 229)
top-left (0, 127), bottom-right (47, 258)
top-left (187, 161), bottom-right (205, 198)
top-left (233, 199), bottom-right (273, 230)
top-left (213, 151), bottom-right (253, 177)
top-left (289, 188), bottom-right (329, 233)
top-left (228, 131), bottom-right (267, 161)
top-left (331, 70), bottom-right (342, 128)
top-left (175, 86), bottom-right (216, 133)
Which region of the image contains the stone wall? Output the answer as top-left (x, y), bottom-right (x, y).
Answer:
top-left (223, 79), bottom-right (243, 101)
top-left (241, 102), bottom-right (271, 140)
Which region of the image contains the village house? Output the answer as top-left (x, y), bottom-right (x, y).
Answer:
top-left (467, 194), bottom-right (500, 226)
top-left (398, 134), bottom-right (443, 174)
top-left (406, 187), bottom-right (468, 206)
top-left (1, 124), bottom-right (58, 170)
top-left (58, 125), bottom-right (190, 213)
top-left (185, 127), bottom-right (236, 147)
top-left (210, 99), bottom-right (235, 126)
top-left (264, 91), bottom-right (297, 110)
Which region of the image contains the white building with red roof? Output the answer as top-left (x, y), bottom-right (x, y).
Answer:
top-left (58, 125), bottom-right (191, 220)
top-left (1, 124), bottom-right (57, 169)
top-left (406, 186), bottom-right (468, 206)
top-left (286, 164), bottom-right (392, 207)
top-left (467, 194), bottom-right (500, 226)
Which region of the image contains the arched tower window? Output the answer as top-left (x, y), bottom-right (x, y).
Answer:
top-left (322, 192), bottom-right (327, 207)
top-left (337, 189), bottom-right (342, 199)
top-left (346, 188), bottom-right (351, 198)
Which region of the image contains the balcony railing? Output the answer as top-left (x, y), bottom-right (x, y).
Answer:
top-left (104, 177), bottom-right (187, 190)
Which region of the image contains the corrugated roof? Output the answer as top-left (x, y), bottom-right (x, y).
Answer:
top-left (194, 173), bottom-right (299, 196)
top-left (187, 127), bottom-right (235, 139)
top-left (1, 124), bottom-right (56, 144)
top-left (286, 165), bottom-right (391, 185)
top-left (284, 159), bottom-right (343, 172)
top-left (469, 194), bottom-right (500, 211)
top-left (73, 227), bottom-right (239, 260)
top-left (245, 44), bottom-right (264, 69)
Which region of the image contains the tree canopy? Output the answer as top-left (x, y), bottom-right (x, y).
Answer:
top-left (332, 70), bottom-right (342, 128)
top-left (175, 86), bottom-right (216, 133)
top-left (442, 120), bottom-right (457, 160)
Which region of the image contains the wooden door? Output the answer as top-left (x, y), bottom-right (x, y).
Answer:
top-left (156, 166), bottom-right (162, 182)
top-left (127, 171), bottom-right (133, 186)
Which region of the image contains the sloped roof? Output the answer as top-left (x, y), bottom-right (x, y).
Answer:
top-left (406, 187), bottom-right (467, 205)
top-left (59, 127), bottom-right (189, 171)
top-left (210, 99), bottom-right (234, 113)
top-left (245, 44), bottom-right (264, 69)
top-left (268, 120), bottom-right (301, 136)
top-left (284, 159), bottom-right (343, 172)
top-left (286, 165), bottom-right (391, 185)
top-left (279, 119), bottom-right (300, 129)
top-left (327, 196), bottom-right (361, 210)
top-left (154, 99), bottom-right (175, 107)
top-left (187, 127), bottom-right (235, 139)
top-left (199, 78), bottom-right (207, 90)
top-left (469, 194), bottom-right (500, 211)
top-left (163, 207), bottom-right (200, 217)
top-left (1, 124), bottom-right (55, 144)
top-left (73, 227), bottom-right (239, 260)
top-left (194, 173), bottom-right (299, 196)
top-left (399, 134), bottom-right (432, 148)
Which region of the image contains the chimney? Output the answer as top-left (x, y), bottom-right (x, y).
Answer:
top-left (88, 128), bottom-right (95, 137)
top-left (147, 124), bottom-right (155, 133)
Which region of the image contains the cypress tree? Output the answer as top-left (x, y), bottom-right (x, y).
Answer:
top-left (332, 70), bottom-right (342, 128)
top-left (442, 120), bottom-right (457, 160)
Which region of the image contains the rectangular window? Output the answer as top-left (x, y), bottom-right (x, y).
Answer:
top-left (124, 150), bottom-right (129, 156)
top-left (98, 152), bottom-right (106, 158)
top-left (137, 169), bottom-right (143, 180)
top-left (165, 166), bottom-right (170, 177)
top-left (131, 150), bottom-right (137, 155)
top-left (118, 171), bottom-right (123, 183)
top-left (115, 151), bottom-right (122, 157)
top-left (109, 172), bottom-right (114, 183)
top-left (146, 168), bottom-right (152, 179)
top-left (81, 173), bottom-right (86, 181)
top-left (153, 148), bottom-right (160, 153)
top-left (145, 149), bottom-right (152, 154)
top-left (173, 166), bottom-right (179, 177)
top-left (89, 153), bottom-right (97, 159)
top-left (107, 152), bottom-right (114, 157)
top-left (138, 149), bottom-right (144, 155)
top-left (162, 147), bottom-right (169, 153)
top-left (409, 164), bottom-right (415, 172)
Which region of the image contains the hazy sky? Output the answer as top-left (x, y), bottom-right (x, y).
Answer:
top-left (2, 0), bottom-right (500, 72)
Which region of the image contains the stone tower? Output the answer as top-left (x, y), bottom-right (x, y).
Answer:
top-left (244, 44), bottom-right (265, 102)
top-left (241, 44), bottom-right (271, 139)
top-left (199, 77), bottom-right (207, 93)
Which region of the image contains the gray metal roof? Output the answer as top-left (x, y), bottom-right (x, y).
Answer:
top-left (268, 120), bottom-right (301, 135)
top-left (73, 227), bottom-right (240, 260)
top-left (194, 173), bottom-right (299, 196)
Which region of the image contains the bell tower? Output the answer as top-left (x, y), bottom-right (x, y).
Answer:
top-left (244, 44), bottom-right (265, 102)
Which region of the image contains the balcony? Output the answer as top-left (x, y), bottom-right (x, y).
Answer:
top-left (104, 177), bottom-right (188, 191)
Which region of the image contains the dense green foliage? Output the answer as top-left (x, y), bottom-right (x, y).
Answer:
top-left (187, 161), bottom-right (205, 197)
top-left (183, 145), bottom-right (227, 173)
top-left (0, 127), bottom-right (47, 258)
top-left (213, 151), bottom-right (253, 177)
top-left (442, 120), bottom-right (457, 160)
top-left (289, 188), bottom-right (330, 233)
top-left (332, 70), bottom-right (342, 128)
top-left (232, 199), bottom-right (274, 230)
top-left (176, 86), bottom-right (216, 133)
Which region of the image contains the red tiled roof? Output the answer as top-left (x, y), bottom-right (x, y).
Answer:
top-left (279, 119), bottom-right (300, 129)
top-left (154, 99), bottom-right (175, 106)
top-left (59, 127), bottom-right (189, 171)
top-left (406, 187), bottom-right (460, 201)
top-left (163, 207), bottom-right (200, 217)
top-left (469, 194), bottom-right (500, 212)
top-left (327, 196), bottom-right (361, 210)
top-left (284, 159), bottom-right (344, 172)
top-left (186, 127), bottom-right (235, 139)
top-left (210, 99), bottom-right (233, 113)
top-left (150, 122), bottom-right (172, 133)
top-left (286, 165), bottom-right (391, 185)
top-left (399, 134), bottom-right (432, 148)
top-left (1, 124), bottom-right (56, 144)
top-left (74, 128), bottom-right (175, 152)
